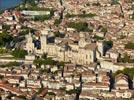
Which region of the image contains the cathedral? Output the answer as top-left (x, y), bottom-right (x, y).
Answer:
top-left (25, 29), bottom-right (104, 65)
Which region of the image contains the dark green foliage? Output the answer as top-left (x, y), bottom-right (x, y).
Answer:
top-left (123, 68), bottom-right (134, 79)
top-left (75, 87), bottom-right (81, 94)
top-left (101, 27), bottom-right (107, 33)
top-left (41, 53), bottom-right (47, 59)
top-left (0, 32), bottom-right (13, 47)
top-left (0, 62), bottom-right (20, 68)
top-left (113, 70), bottom-right (123, 77)
top-left (19, 29), bottom-right (29, 36)
top-left (33, 58), bottom-right (55, 66)
top-left (66, 87), bottom-right (81, 95)
top-left (33, 15), bottom-right (51, 21)
top-left (54, 31), bottom-right (61, 37)
top-left (58, 61), bottom-right (65, 67)
top-left (20, 6), bottom-right (53, 11)
top-left (67, 22), bottom-right (89, 32)
top-left (104, 40), bottom-right (113, 47)
top-left (66, 89), bottom-right (76, 95)
top-left (65, 13), bottom-right (77, 18)
top-left (111, 0), bottom-right (119, 5)
top-left (125, 42), bottom-right (134, 50)
top-left (20, 26), bottom-right (36, 36)
top-left (2, 24), bottom-right (10, 31)
top-left (118, 53), bottom-right (134, 63)
top-left (113, 68), bottom-right (134, 80)
top-left (0, 48), bottom-right (8, 54)
top-left (47, 92), bottom-right (56, 96)
top-left (54, 31), bottom-right (65, 38)
top-left (37, 87), bottom-right (44, 94)
top-left (94, 35), bottom-right (104, 40)
top-left (54, 19), bottom-right (61, 26)
top-left (78, 13), bottom-right (96, 18)
top-left (11, 49), bottom-right (28, 58)
top-left (98, 25), bottom-right (107, 33)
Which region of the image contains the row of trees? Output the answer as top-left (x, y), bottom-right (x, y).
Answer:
top-left (34, 57), bottom-right (65, 67)
top-left (125, 42), bottom-right (134, 50)
top-left (118, 53), bottom-right (134, 63)
top-left (67, 22), bottom-right (90, 32)
top-left (33, 57), bottom-right (55, 66)
top-left (20, 26), bottom-right (36, 36)
top-left (113, 68), bottom-right (134, 80)
top-left (0, 62), bottom-right (20, 68)
top-left (33, 15), bottom-right (51, 21)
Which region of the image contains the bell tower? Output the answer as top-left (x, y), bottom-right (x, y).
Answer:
top-left (40, 30), bottom-right (48, 53)
top-left (78, 33), bottom-right (86, 48)
top-left (25, 31), bottom-right (34, 54)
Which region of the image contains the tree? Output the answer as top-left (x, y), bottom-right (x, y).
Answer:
top-left (2, 24), bottom-right (10, 31)
top-left (54, 19), bottom-right (61, 26)
top-left (11, 49), bottom-right (28, 58)
top-left (101, 27), bottom-right (107, 33)
top-left (42, 53), bottom-right (47, 59)
top-left (123, 68), bottom-right (134, 79)
top-left (66, 89), bottom-right (76, 95)
top-left (111, 0), bottom-right (119, 5)
top-left (113, 68), bottom-right (134, 80)
top-left (33, 15), bottom-right (51, 21)
top-left (33, 57), bottom-right (55, 66)
top-left (58, 61), bottom-right (65, 67)
top-left (67, 22), bottom-right (89, 32)
top-left (47, 92), bottom-right (56, 96)
top-left (0, 32), bottom-right (13, 47)
top-left (0, 48), bottom-right (8, 54)
top-left (0, 62), bottom-right (20, 68)
top-left (78, 13), bottom-right (96, 18)
top-left (113, 70), bottom-right (123, 77)
top-left (125, 42), bottom-right (134, 50)
top-left (104, 40), bottom-right (113, 47)
top-left (118, 53), bottom-right (134, 63)
top-left (94, 35), bottom-right (104, 40)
